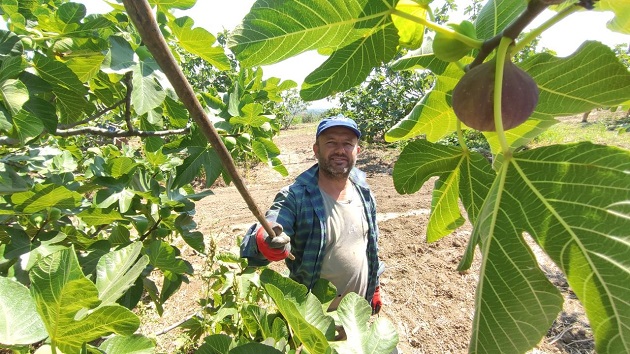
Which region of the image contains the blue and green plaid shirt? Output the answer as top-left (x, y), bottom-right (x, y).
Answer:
top-left (241, 163), bottom-right (382, 304)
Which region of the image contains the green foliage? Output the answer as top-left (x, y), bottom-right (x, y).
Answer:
top-left (231, 0), bottom-right (630, 353)
top-left (274, 88), bottom-right (308, 130)
top-left (2, 0), bottom-right (629, 352)
top-left (186, 257), bottom-right (397, 353)
top-left (0, 0), bottom-right (296, 351)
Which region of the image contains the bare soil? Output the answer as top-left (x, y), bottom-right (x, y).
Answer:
top-left (141, 122), bottom-right (594, 353)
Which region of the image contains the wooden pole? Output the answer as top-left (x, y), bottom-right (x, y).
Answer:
top-left (122, 0), bottom-right (292, 259)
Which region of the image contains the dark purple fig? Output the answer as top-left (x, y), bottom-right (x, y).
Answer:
top-left (452, 58), bottom-right (539, 131)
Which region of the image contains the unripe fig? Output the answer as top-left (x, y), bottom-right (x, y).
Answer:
top-left (452, 58), bottom-right (539, 131)
top-left (433, 21), bottom-right (476, 62)
top-left (223, 136), bottom-right (237, 150)
top-left (49, 207), bottom-right (61, 221)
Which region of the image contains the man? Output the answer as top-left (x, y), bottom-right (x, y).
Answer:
top-left (240, 115), bottom-right (383, 314)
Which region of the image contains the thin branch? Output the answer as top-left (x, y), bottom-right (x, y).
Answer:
top-left (57, 99), bottom-right (126, 130)
top-left (139, 217), bottom-right (162, 241)
top-left (89, 225), bottom-right (109, 239)
top-left (155, 308), bottom-right (208, 336)
top-left (468, 0), bottom-right (549, 70)
top-left (55, 126), bottom-right (190, 137)
top-left (0, 137), bottom-right (20, 146)
top-left (123, 71), bottom-right (134, 132)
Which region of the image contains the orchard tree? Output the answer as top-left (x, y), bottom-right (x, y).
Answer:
top-left (230, 0), bottom-right (630, 353)
top-left (330, 64), bottom-right (431, 143)
top-left (276, 88), bottom-right (308, 130)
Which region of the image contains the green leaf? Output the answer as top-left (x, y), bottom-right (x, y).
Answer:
top-left (230, 103), bottom-right (269, 127)
top-left (95, 242), bottom-right (150, 307)
top-left (392, 140), bottom-right (494, 245)
top-left (428, 173), bottom-right (465, 242)
top-left (131, 57), bottom-right (167, 116)
top-left (175, 215), bottom-right (205, 253)
top-left (22, 97), bottom-right (57, 134)
top-left (149, 0), bottom-right (196, 11)
top-left (483, 112), bottom-right (557, 155)
top-left (12, 109), bottom-right (44, 144)
top-left (55, 2), bottom-right (85, 30)
top-left (1, 78), bottom-right (29, 115)
top-left (11, 184), bottom-right (82, 213)
top-left (163, 95), bottom-right (189, 128)
top-left (331, 293), bottom-right (398, 353)
top-left (196, 334), bottom-right (232, 354)
top-left (231, 0), bottom-right (396, 67)
top-left (65, 53), bottom-right (106, 83)
top-left (146, 240), bottom-right (193, 275)
top-left (231, 0), bottom-right (400, 100)
top-left (0, 165), bottom-right (29, 193)
top-left (77, 208), bottom-right (126, 226)
top-left (30, 247), bottom-right (140, 353)
top-left (252, 138), bottom-right (288, 177)
top-left (171, 17), bottom-right (230, 71)
top-left (102, 36), bottom-right (136, 74)
top-left (522, 41), bottom-right (630, 116)
top-left (173, 146), bottom-right (221, 189)
top-left (31, 53), bottom-right (88, 123)
top-left (230, 342), bottom-right (283, 354)
top-left (0, 54), bottom-right (27, 83)
top-left (0, 276), bottom-right (47, 346)
top-left (385, 54), bottom-right (462, 142)
top-left (471, 142), bottom-right (630, 353)
top-left (260, 269), bottom-right (335, 353)
top-left (301, 23), bottom-right (400, 101)
top-left (98, 334), bottom-right (156, 354)
top-left (597, 0), bottom-right (630, 34)
top-left (108, 157), bottom-right (138, 178)
top-left (95, 188), bottom-right (135, 213)
top-left (392, 0), bottom-right (426, 50)
top-left (475, 0), bottom-right (526, 39)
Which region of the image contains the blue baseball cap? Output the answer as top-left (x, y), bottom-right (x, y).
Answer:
top-left (316, 115), bottom-right (361, 138)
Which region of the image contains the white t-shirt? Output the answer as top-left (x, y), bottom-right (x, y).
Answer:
top-left (319, 185), bottom-right (369, 311)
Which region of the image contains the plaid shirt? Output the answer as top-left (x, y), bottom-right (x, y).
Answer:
top-left (241, 163), bottom-right (382, 304)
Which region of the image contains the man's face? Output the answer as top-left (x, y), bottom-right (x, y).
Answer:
top-left (314, 126), bottom-right (360, 179)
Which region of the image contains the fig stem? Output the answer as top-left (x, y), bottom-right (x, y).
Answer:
top-left (493, 37), bottom-right (513, 154)
top-left (456, 120), bottom-right (468, 153)
top-left (513, 4), bottom-right (580, 54)
top-left (390, 8), bottom-right (483, 49)
top-left (469, 0), bottom-right (549, 70)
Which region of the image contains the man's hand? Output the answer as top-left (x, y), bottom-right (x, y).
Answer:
top-left (372, 286), bottom-right (382, 315)
top-left (255, 226), bottom-right (291, 261)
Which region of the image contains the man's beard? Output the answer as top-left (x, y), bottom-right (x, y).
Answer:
top-left (318, 153), bottom-right (354, 180)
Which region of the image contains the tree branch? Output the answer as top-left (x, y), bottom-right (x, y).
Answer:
top-left (123, 71), bottom-right (134, 132)
top-left (55, 126), bottom-right (190, 137)
top-left (468, 0), bottom-right (549, 70)
top-left (57, 99), bottom-right (126, 130)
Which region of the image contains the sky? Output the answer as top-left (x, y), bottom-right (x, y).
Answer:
top-left (11, 1), bottom-right (630, 108)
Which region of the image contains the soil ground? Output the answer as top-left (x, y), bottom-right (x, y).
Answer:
top-left (140, 120), bottom-right (599, 353)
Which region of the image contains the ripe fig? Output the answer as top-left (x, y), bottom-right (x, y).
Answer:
top-left (452, 58), bottom-right (539, 131)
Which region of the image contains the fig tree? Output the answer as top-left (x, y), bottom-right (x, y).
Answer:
top-left (452, 58), bottom-right (539, 131)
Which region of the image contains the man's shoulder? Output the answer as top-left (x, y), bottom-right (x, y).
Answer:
top-left (277, 164), bottom-right (318, 195)
top-left (349, 167), bottom-right (369, 188)
top-left (293, 164), bottom-right (319, 186)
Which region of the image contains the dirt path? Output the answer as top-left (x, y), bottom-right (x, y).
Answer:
top-left (144, 123), bottom-right (591, 353)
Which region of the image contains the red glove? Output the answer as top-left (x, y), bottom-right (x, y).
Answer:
top-left (255, 226), bottom-right (291, 262)
top-left (372, 286), bottom-right (382, 315)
